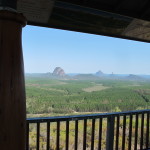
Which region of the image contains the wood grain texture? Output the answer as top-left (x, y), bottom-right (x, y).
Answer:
top-left (0, 10), bottom-right (26, 150)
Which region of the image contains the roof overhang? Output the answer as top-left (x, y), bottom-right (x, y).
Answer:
top-left (2, 0), bottom-right (150, 43)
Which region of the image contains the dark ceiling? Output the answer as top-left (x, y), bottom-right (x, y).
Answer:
top-left (2, 0), bottom-right (150, 43)
top-left (58, 0), bottom-right (150, 22)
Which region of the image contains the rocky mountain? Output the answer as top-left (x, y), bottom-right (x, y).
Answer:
top-left (53, 67), bottom-right (65, 76)
top-left (95, 70), bottom-right (104, 76)
top-left (126, 74), bottom-right (143, 80)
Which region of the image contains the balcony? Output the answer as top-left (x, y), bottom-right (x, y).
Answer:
top-left (26, 109), bottom-right (150, 150)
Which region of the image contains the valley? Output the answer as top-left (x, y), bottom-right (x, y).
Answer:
top-left (26, 75), bottom-right (150, 117)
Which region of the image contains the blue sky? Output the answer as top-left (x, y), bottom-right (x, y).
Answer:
top-left (23, 25), bottom-right (150, 74)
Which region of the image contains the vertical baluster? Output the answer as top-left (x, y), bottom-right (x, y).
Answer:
top-left (134, 114), bottom-right (139, 150)
top-left (140, 113), bottom-right (144, 150)
top-left (91, 119), bottom-right (95, 150)
top-left (47, 122), bottom-right (50, 150)
top-left (83, 119), bottom-right (87, 150)
top-left (116, 116), bottom-right (120, 150)
top-left (75, 120), bottom-right (78, 150)
top-left (98, 118), bottom-right (103, 150)
top-left (146, 112), bottom-right (150, 149)
top-left (66, 121), bottom-right (69, 150)
top-left (122, 115), bottom-right (126, 150)
top-left (128, 114), bottom-right (133, 150)
top-left (56, 121), bottom-right (60, 150)
top-left (106, 116), bottom-right (115, 150)
top-left (26, 122), bottom-right (29, 150)
top-left (37, 122), bottom-right (40, 150)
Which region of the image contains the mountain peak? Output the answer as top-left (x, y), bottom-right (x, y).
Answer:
top-left (96, 70), bottom-right (104, 76)
top-left (53, 67), bottom-right (65, 76)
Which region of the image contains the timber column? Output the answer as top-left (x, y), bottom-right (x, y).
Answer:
top-left (0, 10), bottom-right (26, 150)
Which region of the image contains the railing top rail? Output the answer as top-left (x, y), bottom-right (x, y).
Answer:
top-left (27, 109), bottom-right (150, 123)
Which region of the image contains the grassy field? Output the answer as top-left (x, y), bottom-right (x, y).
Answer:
top-left (25, 77), bottom-right (150, 117)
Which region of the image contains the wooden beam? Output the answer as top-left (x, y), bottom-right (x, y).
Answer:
top-left (0, 10), bottom-right (26, 150)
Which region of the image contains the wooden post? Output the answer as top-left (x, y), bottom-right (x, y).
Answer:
top-left (0, 10), bottom-right (26, 150)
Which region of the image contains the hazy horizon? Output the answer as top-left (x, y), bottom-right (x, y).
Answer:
top-left (25, 71), bottom-right (150, 76)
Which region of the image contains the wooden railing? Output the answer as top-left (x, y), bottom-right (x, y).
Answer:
top-left (26, 109), bottom-right (150, 150)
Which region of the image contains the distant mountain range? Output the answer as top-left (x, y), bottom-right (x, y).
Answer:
top-left (25, 67), bottom-right (150, 80)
